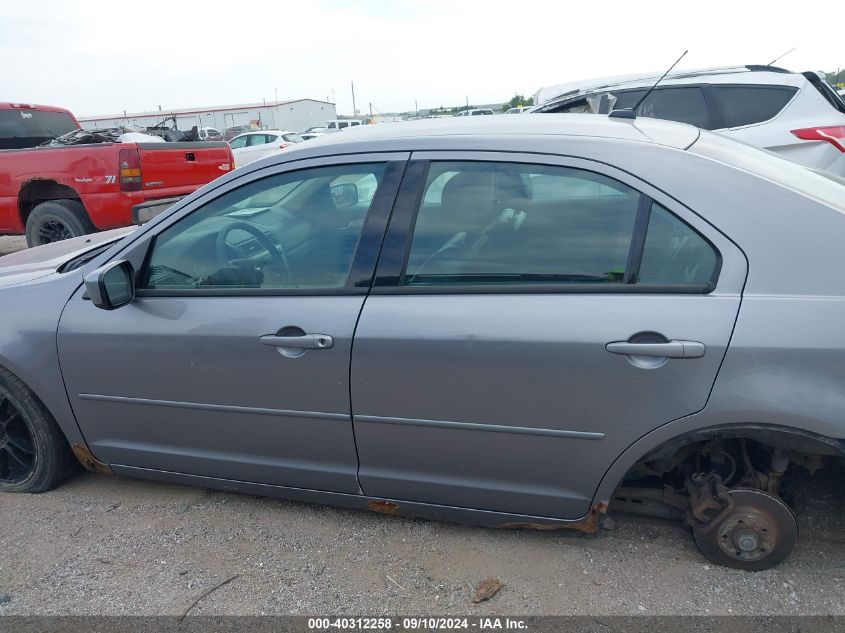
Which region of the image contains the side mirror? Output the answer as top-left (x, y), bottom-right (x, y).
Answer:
top-left (330, 182), bottom-right (359, 208)
top-left (84, 260), bottom-right (136, 310)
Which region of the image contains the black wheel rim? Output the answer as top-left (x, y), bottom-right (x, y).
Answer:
top-left (38, 219), bottom-right (72, 244)
top-left (0, 396), bottom-right (35, 484)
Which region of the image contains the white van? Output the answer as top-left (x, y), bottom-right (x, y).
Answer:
top-left (325, 119), bottom-right (363, 132)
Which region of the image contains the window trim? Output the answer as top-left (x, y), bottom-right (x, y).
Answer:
top-left (372, 154), bottom-right (722, 295)
top-left (132, 157), bottom-right (408, 298)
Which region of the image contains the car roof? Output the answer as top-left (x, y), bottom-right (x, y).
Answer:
top-left (296, 113), bottom-right (700, 151)
top-left (230, 129), bottom-right (292, 140)
top-left (534, 65), bottom-right (800, 107)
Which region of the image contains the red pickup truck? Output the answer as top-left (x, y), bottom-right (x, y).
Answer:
top-left (0, 103), bottom-right (234, 246)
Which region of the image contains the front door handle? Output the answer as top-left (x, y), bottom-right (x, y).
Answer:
top-left (260, 334), bottom-right (333, 350)
top-left (605, 340), bottom-right (705, 359)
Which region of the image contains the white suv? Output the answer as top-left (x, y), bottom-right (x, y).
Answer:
top-left (531, 66), bottom-right (845, 176)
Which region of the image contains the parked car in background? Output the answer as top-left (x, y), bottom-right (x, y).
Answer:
top-left (229, 129), bottom-right (303, 166)
top-left (0, 105), bottom-right (235, 246)
top-left (325, 119), bottom-right (363, 132)
top-left (197, 127), bottom-right (224, 141)
top-left (531, 65), bottom-right (845, 176)
top-left (303, 126), bottom-right (328, 134)
top-left (504, 106), bottom-right (531, 114)
top-left (454, 108), bottom-right (494, 116)
top-left (300, 132), bottom-right (327, 141)
top-left (0, 102), bottom-right (80, 150)
top-left (224, 125), bottom-right (258, 141)
top-left (2, 115), bottom-right (844, 572)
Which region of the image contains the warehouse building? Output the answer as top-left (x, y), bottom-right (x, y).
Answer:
top-left (78, 98), bottom-right (337, 134)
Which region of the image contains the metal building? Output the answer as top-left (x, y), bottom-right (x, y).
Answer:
top-left (78, 99), bottom-right (337, 134)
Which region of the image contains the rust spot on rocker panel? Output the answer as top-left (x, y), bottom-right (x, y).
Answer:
top-left (368, 500), bottom-right (401, 515)
top-left (71, 443), bottom-right (113, 475)
top-left (501, 501), bottom-right (609, 535)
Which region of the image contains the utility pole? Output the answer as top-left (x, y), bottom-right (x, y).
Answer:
top-left (415, 100), bottom-right (418, 118)
top-left (274, 87), bottom-right (278, 102)
top-left (369, 102), bottom-right (373, 120)
top-left (351, 81), bottom-right (357, 117)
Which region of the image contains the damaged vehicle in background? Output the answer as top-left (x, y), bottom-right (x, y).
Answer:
top-left (0, 115), bottom-right (844, 572)
top-left (0, 103), bottom-right (235, 246)
top-left (531, 65), bottom-right (845, 177)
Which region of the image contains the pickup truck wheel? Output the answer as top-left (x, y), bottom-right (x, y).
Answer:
top-left (0, 367), bottom-right (75, 493)
top-left (25, 199), bottom-right (95, 247)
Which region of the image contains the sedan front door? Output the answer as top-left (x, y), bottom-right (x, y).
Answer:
top-left (59, 155), bottom-right (406, 492)
top-left (351, 154), bottom-right (746, 519)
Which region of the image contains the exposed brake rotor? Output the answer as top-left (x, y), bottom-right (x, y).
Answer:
top-left (692, 488), bottom-right (798, 571)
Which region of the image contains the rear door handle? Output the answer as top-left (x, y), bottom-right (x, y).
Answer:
top-left (260, 334), bottom-right (333, 350)
top-left (605, 340), bottom-right (705, 359)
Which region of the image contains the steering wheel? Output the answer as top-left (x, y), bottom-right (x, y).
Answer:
top-left (215, 220), bottom-right (292, 285)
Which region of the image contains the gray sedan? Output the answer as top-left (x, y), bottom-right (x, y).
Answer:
top-left (1, 114), bottom-right (844, 571)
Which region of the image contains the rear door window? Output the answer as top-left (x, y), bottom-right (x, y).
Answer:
top-left (403, 161), bottom-right (719, 289)
top-left (710, 85), bottom-right (798, 128)
top-left (404, 162), bottom-right (640, 285)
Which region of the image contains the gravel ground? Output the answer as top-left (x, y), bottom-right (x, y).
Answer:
top-left (0, 461), bottom-right (842, 616)
top-left (0, 236), bottom-right (26, 257)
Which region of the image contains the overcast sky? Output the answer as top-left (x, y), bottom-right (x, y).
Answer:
top-left (2, 0), bottom-right (842, 117)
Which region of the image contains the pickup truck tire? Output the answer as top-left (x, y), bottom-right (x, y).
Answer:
top-left (25, 199), bottom-right (95, 247)
top-left (0, 366), bottom-right (76, 493)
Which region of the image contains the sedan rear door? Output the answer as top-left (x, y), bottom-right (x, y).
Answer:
top-left (350, 154), bottom-right (746, 520)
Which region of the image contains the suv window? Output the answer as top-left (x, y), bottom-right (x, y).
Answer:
top-left (403, 161), bottom-right (718, 288)
top-left (710, 85), bottom-right (797, 128)
top-left (618, 87), bottom-right (710, 128)
top-left (247, 134), bottom-right (269, 146)
top-left (338, 122), bottom-right (349, 129)
top-left (142, 163), bottom-right (387, 291)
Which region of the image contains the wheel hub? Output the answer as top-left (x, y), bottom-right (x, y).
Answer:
top-left (693, 488), bottom-right (798, 571)
top-left (38, 219), bottom-right (71, 244)
top-left (0, 397), bottom-right (36, 485)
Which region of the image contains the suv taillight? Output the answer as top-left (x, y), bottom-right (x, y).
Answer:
top-left (790, 126), bottom-right (845, 152)
top-left (118, 148), bottom-right (142, 191)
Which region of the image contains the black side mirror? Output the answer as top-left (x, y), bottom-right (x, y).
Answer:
top-left (84, 260), bottom-right (136, 310)
top-left (330, 182), bottom-right (359, 208)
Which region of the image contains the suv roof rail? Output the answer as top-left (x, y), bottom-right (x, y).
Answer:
top-left (745, 65), bottom-right (792, 73)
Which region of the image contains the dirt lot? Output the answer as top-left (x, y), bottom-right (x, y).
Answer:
top-left (0, 461), bottom-right (842, 616)
top-left (0, 236), bottom-right (26, 257)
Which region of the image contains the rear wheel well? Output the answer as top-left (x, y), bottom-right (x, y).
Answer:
top-left (616, 425), bottom-right (843, 515)
top-left (18, 180), bottom-right (83, 227)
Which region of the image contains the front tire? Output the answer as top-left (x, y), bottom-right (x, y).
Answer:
top-left (0, 367), bottom-right (75, 493)
top-left (25, 199), bottom-right (95, 247)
